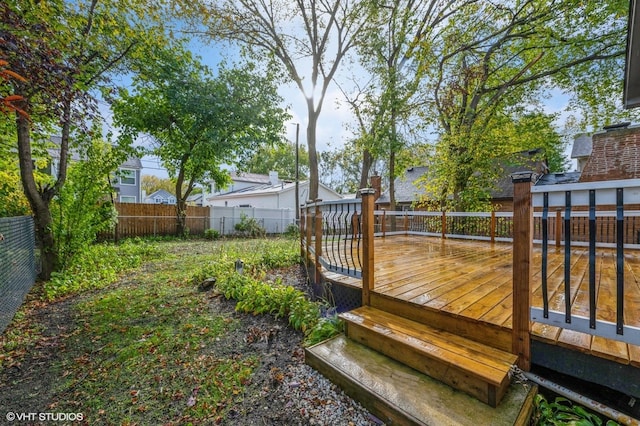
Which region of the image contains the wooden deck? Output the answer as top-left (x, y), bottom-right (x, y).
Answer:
top-left (321, 234), bottom-right (640, 367)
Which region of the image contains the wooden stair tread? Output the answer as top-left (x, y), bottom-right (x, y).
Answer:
top-left (305, 335), bottom-right (537, 426)
top-left (340, 306), bottom-right (517, 388)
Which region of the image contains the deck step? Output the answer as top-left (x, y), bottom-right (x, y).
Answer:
top-left (305, 335), bottom-right (536, 425)
top-left (339, 306), bottom-right (519, 407)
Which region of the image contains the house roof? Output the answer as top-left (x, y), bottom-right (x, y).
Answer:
top-left (377, 149), bottom-right (548, 205)
top-left (571, 133), bottom-right (593, 159)
top-left (146, 189), bottom-right (175, 199)
top-left (206, 180), bottom-right (342, 201)
top-left (489, 149), bottom-right (548, 200)
top-left (535, 171), bottom-right (582, 186)
top-left (377, 166), bottom-right (429, 204)
top-left (230, 171), bottom-right (272, 184)
top-left (120, 156), bottom-right (143, 169)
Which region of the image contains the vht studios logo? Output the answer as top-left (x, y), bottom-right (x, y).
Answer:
top-left (6, 412), bottom-right (84, 422)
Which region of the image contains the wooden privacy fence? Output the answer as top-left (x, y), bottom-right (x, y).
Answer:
top-left (104, 203), bottom-right (210, 240)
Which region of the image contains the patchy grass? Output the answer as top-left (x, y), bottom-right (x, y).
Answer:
top-left (38, 238), bottom-right (300, 424)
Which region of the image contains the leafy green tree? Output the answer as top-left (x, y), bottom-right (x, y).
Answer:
top-left (354, 0), bottom-right (473, 209)
top-left (141, 175), bottom-right (180, 197)
top-left (1, 0), bottom-right (170, 279)
top-left (244, 140), bottom-right (309, 180)
top-left (110, 45), bottom-right (289, 236)
top-left (190, 0), bottom-right (371, 201)
top-left (51, 138), bottom-right (123, 270)
top-left (416, 0), bottom-right (635, 211)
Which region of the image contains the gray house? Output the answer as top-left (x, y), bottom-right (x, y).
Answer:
top-left (47, 136), bottom-right (143, 203)
top-left (114, 157), bottom-right (143, 203)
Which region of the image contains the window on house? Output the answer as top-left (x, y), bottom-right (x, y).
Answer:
top-left (120, 169), bottom-right (136, 185)
top-left (120, 195), bottom-right (136, 203)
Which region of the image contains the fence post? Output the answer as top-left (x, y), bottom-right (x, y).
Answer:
top-left (314, 200), bottom-right (323, 286)
top-left (382, 209), bottom-right (386, 237)
top-left (403, 212), bottom-right (409, 234)
top-left (511, 172), bottom-right (535, 371)
top-left (490, 211), bottom-right (496, 243)
top-left (360, 188), bottom-right (376, 306)
top-left (441, 211), bottom-right (447, 239)
top-left (300, 206), bottom-right (306, 259)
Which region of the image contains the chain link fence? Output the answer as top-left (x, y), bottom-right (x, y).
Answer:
top-left (0, 216), bottom-right (36, 335)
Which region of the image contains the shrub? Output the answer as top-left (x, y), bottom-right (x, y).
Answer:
top-left (284, 223), bottom-right (300, 238)
top-left (234, 213), bottom-right (266, 238)
top-left (204, 228), bottom-right (220, 240)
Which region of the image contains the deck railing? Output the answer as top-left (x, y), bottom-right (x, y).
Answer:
top-left (529, 178), bottom-right (640, 347)
top-left (300, 198), bottom-right (365, 283)
top-left (300, 179), bottom-right (640, 370)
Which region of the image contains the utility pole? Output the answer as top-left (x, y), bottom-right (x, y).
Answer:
top-left (295, 123), bottom-right (300, 222)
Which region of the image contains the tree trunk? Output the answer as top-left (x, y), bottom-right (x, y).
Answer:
top-left (16, 113), bottom-right (57, 280)
top-left (176, 200), bottom-right (188, 237)
top-left (306, 100), bottom-right (320, 201)
top-left (359, 149), bottom-right (374, 193)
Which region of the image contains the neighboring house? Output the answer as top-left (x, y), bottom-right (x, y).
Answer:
top-left (144, 189), bottom-right (177, 205)
top-left (578, 123), bottom-right (640, 182)
top-left (376, 149), bottom-right (548, 211)
top-left (186, 193), bottom-right (204, 207)
top-left (206, 171), bottom-right (277, 197)
top-left (206, 171), bottom-right (342, 209)
top-left (113, 157), bottom-right (143, 203)
top-left (375, 166), bottom-right (429, 211)
top-left (570, 133), bottom-right (593, 172)
top-left (47, 136), bottom-right (143, 203)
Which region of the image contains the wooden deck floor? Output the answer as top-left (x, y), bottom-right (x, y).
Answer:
top-left (322, 235), bottom-right (640, 366)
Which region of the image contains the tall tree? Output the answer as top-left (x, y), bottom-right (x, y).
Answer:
top-left (421, 0), bottom-right (634, 210)
top-left (110, 46), bottom-right (289, 236)
top-left (1, 0), bottom-right (169, 279)
top-left (190, 0), bottom-right (370, 200)
top-left (355, 0), bottom-right (474, 210)
top-left (244, 140), bottom-right (310, 180)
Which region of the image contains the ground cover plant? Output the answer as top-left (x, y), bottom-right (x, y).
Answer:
top-left (0, 238), bottom-right (346, 424)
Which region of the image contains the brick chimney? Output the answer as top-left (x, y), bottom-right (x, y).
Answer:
top-left (370, 175), bottom-right (382, 200)
top-left (579, 124), bottom-right (640, 182)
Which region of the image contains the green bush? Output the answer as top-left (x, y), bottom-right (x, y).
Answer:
top-left (234, 213), bottom-right (266, 238)
top-left (204, 228), bottom-right (220, 240)
top-left (284, 223), bottom-right (300, 238)
top-left (44, 239), bottom-right (161, 300)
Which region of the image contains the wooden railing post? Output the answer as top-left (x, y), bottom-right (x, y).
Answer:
top-left (555, 209), bottom-right (562, 248)
top-left (441, 211), bottom-right (447, 239)
top-left (305, 202), bottom-right (313, 268)
top-left (511, 172), bottom-right (535, 371)
top-left (360, 188), bottom-right (376, 306)
top-left (314, 200), bottom-right (323, 286)
top-left (490, 211), bottom-right (496, 243)
top-left (300, 206), bottom-right (306, 259)
top-left (382, 209), bottom-right (386, 237)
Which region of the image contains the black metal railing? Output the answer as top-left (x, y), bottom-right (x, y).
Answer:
top-left (531, 179), bottom-right (640, 346)
top-left (302, 199), bottom-right (363, 278)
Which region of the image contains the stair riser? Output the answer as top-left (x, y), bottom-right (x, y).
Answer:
top-left (345, 321), bottom-right (505, 407)
top-left (371, 293), bottom-right (512, 353)
top-left (305, 346), bottom-right (425, 426)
